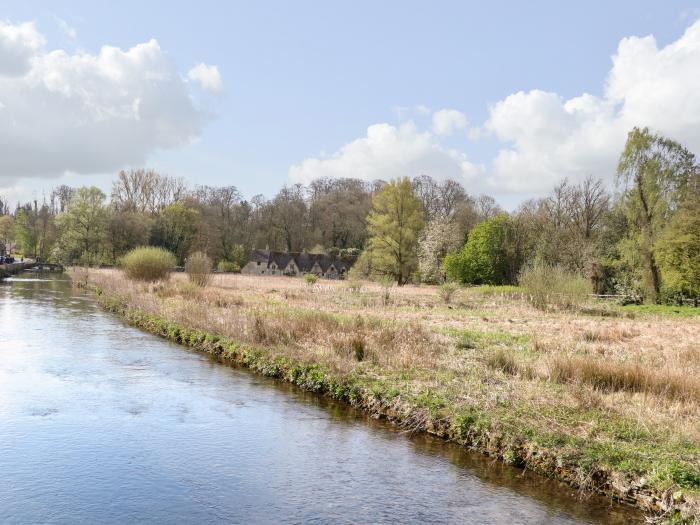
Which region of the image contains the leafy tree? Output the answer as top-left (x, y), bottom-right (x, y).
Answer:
top-left (14, 202), bottom-right (55, 259)
top-left (655, 200), bottom-right (700, 302)
top-left (55, 186), bottom-right (109, 264)
top-left (14, 207), bottom-right (38, 257)
top-left (0, 215), bottom-right (14, 254)
top-left (617, 127), bottom-right (698, 302)
top-left (150, 202), bottom-right (199, 264)
top-left (105, 210), bottom-right (153, 261)
top-left (361, 178), bottom-right (424, 285)
top-left (444, 214), bottom-right (519, 285)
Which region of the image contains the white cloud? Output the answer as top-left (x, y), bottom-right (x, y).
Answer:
top-left (432, 108), bottom-right (467, 136)
top-left (187, 63), bottom-right (223, 94)
top-left (292, 20), bottom-right (700, 197)
top-left (289, 121), bottom-right (483, 185)
top-left (485, 20), bottom-right (700, 192)
top-left (0, 21), bottom-right (45, 76)
top-left (55, 17), bottom-right (77, 40)
top-left (0, 21), bottom-right (219, 187)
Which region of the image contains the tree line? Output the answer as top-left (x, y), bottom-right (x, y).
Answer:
top-left (0, 126), bottom-right (698, 302)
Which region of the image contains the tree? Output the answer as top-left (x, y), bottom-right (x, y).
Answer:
top-left (0, 215), bottom-right (14, 254)
top-left (617, 127), bottom-right (698, 302)
top-left (55, 187), bottom-right (109, 264)
top-left (193, 185), bottom-right (248, 262)
top-left (150, 203), bottom-right (199, 264)
top-left (307, 177), bottom-right (372, 249)
top-left (105, 210), bottom-right (153, 261)
top-left (112, 169), bottom-right (186, 214)
top-left (271, 184), bottom-right (307, 252)
top-left (444, 214), bottom-right (519, 285)
top-left (655, 200), bottom-right (700, 302)
top-left (418, 218), bottom-right (462, 283)
top-left (361, 178), bottom-right (424, 285)
top-left (14, 201), bottom-right (55, 259)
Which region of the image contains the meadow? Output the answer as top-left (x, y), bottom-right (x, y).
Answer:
top-left (77, 269), bottom-right (700, 520)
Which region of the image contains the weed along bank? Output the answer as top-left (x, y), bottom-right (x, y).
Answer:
top-left (73, 268), bottom-right (700, 522)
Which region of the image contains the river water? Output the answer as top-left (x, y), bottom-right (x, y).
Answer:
top-left (0, 274), bottom-right (641, 524)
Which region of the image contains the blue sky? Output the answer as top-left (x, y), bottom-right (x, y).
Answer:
top-left (2, 1), bottom-right (700, 208)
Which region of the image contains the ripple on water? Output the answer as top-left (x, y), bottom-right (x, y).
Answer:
top-left (0, 274), bottom-right (643, 524)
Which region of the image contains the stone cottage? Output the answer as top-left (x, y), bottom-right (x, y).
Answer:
top-left (242, 249), bottom-right (357, 279)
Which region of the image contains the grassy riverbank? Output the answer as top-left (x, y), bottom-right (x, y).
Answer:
top-left (73, 268), bottom-right (700, 522)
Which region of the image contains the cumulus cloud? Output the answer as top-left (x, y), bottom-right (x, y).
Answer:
top-left (432, 108), bottom-right (467, 135)
top-left (291, 20), bottom-right (700, 197)
top-left (289, 121), bottom-right (483, 185)
top-left (187, 63), bottom-right (223, 94)
top-left (485, 20), bottom-right (700, 192)
top-left (0, 21), bottom-right (45, 76)
top-left (0, 21), bottom-right (221, 186)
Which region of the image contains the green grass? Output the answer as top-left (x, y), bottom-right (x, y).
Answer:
top-left (444, 327), bottom-right (530, 350)
top-left (617, 303), bottom-right (700, 318)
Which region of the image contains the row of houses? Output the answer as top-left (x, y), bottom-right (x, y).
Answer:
top-left (241, 249), bottom-right (357, 279)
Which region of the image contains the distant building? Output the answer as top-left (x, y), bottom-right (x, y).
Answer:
top-left (242, 249), bottom-right (357, 279)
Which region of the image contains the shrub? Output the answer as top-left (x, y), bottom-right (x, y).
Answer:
top-left (443, 214), bottom-right (519, 285)
top-left (437, 282), bottom-right (459, 304)
top-left (217, 260), bottom-right (240, 273)
top-left (519, 262), bottom-right (589, 311)
top-left (121, 246), bottom-right (176, 282)
top-left (303, 273), bottom-right (319, 286)
top-left (185, 252), bottom-right (212, 287)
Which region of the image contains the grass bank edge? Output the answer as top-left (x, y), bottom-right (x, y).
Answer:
top-left (78, 278), bottom-right (698, 522)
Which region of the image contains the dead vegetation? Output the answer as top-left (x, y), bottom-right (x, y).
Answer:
top-left (77, 268), bottom-right (700, 515)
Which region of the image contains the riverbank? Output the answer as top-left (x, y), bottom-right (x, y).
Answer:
top-left (72, 268), bottom-right (700, 522)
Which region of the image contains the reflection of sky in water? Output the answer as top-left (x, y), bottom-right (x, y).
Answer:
top-left (0, 275), bottom-right (641, 524)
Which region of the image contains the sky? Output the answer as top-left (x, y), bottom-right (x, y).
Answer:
top-left (1, 1), bottom-right (700, 209)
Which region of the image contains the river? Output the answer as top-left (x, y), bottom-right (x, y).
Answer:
top-left (0, 274), bottom-right (641, 524)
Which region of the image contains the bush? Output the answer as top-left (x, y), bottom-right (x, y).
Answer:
top-left (185, 252), bottom-right (212, 287)
top-left (437, 282), bottom-right (459, 304)
top-left (217, 260), bottom-right (240, 273)
top-left (303, 273), bottom-right (319, 286)
top-left (443, 214), bottom-right (518, 285)
top-left (519, 262), bottom-right (589, 311)
top-left (121, 246), bottom-right (176, 282)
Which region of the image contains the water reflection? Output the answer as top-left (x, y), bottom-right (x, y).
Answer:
top-left (0, 274), bottom-right (641, 524)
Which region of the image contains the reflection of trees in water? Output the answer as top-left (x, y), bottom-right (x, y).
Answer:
top-left (3, 273), bottom-right (91, 315)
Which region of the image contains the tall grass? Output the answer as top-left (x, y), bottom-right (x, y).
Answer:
top-left (519, 262), bottom-right (589, 310)
top-left (121, 247), bottom-right (176, 282)
top-left (186, 252), bottom-right (212, 287)
top-left (549, 356), bottom-right (700, 402)
top-left (437, 282), bottom-right (459, 304)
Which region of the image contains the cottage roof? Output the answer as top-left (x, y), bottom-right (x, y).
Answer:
top-left (249, 249), bottom-right (357, 275)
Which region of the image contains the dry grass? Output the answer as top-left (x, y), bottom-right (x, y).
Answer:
top-left (79, 268), bottom-right (700, 506)
top-left (548, 356), bottom-right (700, 402)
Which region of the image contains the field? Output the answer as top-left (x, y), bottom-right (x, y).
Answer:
top-left (77, 269), bottom-right (700, 520)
